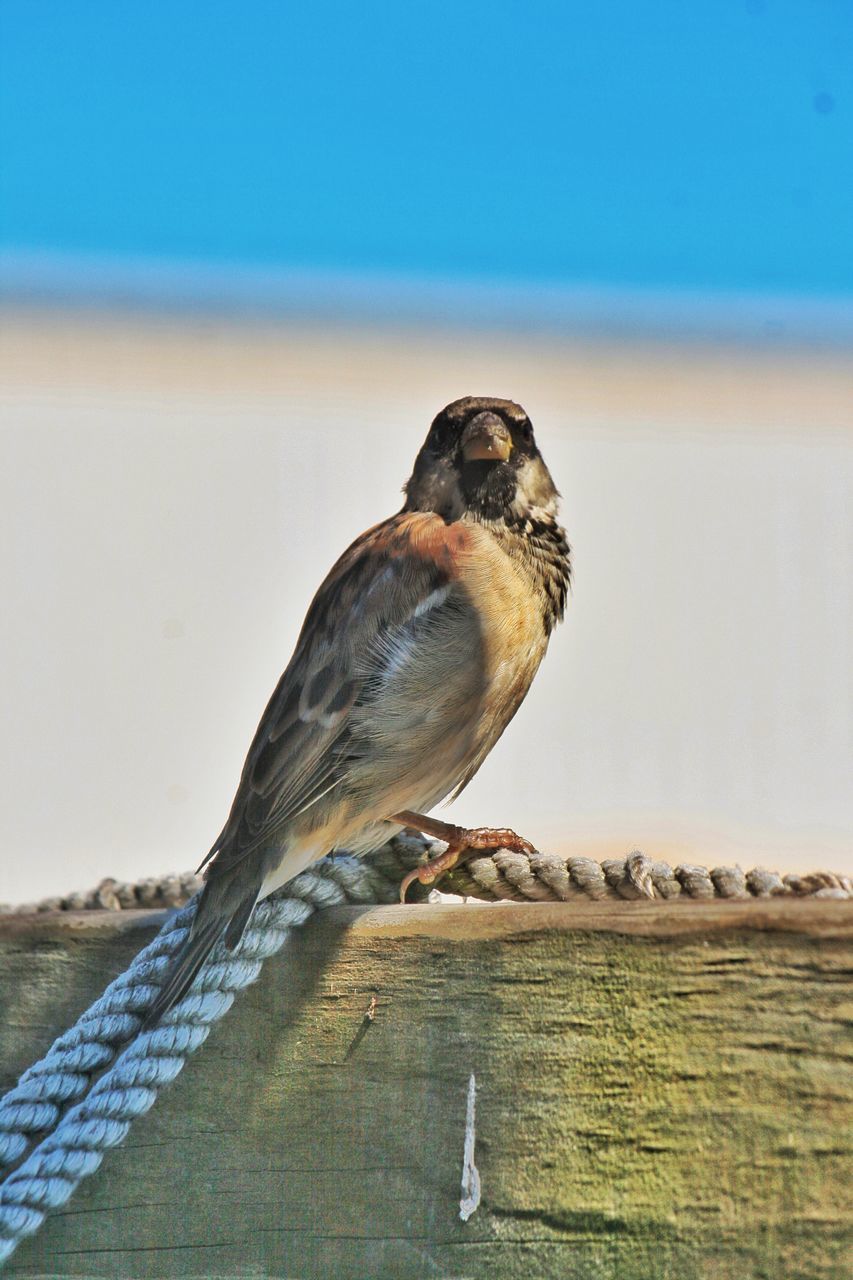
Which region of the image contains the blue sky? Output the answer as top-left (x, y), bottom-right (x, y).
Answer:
top-left (1, 1), bottom-right (851, 297)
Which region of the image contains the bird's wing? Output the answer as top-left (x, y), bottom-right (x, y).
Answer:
top-left (201, 510), bottom-right (485, 880)
top-left (142, 509), bottom-right (536, 1031)
top-left (142, 511), bottom-right (489, 1030)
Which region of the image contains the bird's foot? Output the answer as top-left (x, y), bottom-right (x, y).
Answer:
top-left (391, 810), bottom-right (536, 902)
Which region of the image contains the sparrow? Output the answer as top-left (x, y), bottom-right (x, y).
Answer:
top-left (144, 396), bottom-right (571, 1027)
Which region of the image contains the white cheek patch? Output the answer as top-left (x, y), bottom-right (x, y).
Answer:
top-left (509, 458), bottom-right (559, 520)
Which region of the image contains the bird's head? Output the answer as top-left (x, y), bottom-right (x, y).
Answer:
top-left (404, 396), bottom-right (559, 524)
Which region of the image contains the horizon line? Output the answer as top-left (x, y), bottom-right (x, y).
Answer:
top-left (3, 248), bottom-right (853, 349)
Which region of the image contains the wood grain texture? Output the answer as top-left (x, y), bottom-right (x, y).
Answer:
top-left (1, 900), bottom-right (851, 1280)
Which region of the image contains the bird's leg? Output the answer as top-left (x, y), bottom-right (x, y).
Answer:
top-left (391, 810), bottom-right (536, 903)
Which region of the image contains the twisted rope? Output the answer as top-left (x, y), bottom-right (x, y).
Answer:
top-left (0, 836), bottom-right (848, 1264)
top-left (0, 839), bottom-right (422, 1264)
top-left (2, 846), bottom-right (848, 917)
top-left (0, 872), bottom-right (204, 916)
top-left (441, 849), bottom-right (852, 902)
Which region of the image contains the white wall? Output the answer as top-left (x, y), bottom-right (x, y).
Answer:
top-left (1, 309), bottom-right (851, 902)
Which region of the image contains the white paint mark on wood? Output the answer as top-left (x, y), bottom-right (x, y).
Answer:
top-left (459, 1071), bottom-right (481, 1222)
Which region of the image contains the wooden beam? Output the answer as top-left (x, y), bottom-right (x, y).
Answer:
top-left (2, 899), bottom-right (851, 1278)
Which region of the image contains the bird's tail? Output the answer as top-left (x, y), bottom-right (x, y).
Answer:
top-left (139, 881), bottom-right (259, 1031)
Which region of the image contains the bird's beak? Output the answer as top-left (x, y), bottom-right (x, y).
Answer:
top-left (460, 412), bottom-right (513, 463)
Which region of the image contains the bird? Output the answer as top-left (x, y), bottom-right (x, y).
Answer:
top-left (143, 396), bottom-right (571, 1028)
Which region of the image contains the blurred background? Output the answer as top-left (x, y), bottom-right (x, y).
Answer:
top-left (1, 1), bottom-right (851, 904)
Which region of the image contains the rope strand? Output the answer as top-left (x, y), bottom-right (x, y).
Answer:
top-left (0, 842), bottom-right (425, 1263)
top-left (0, 839), bottom-right (424, 1176)
top-left (3, 844), bottom-right (848, 916)
top-left (442, 849), bottom-right (852, 902)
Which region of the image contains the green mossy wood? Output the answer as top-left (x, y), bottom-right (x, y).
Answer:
top-left (1, 898), bottom-right (851, 1279)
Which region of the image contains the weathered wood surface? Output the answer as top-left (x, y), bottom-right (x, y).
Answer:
top-left (1, 898), bottom-right (851, 1280)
